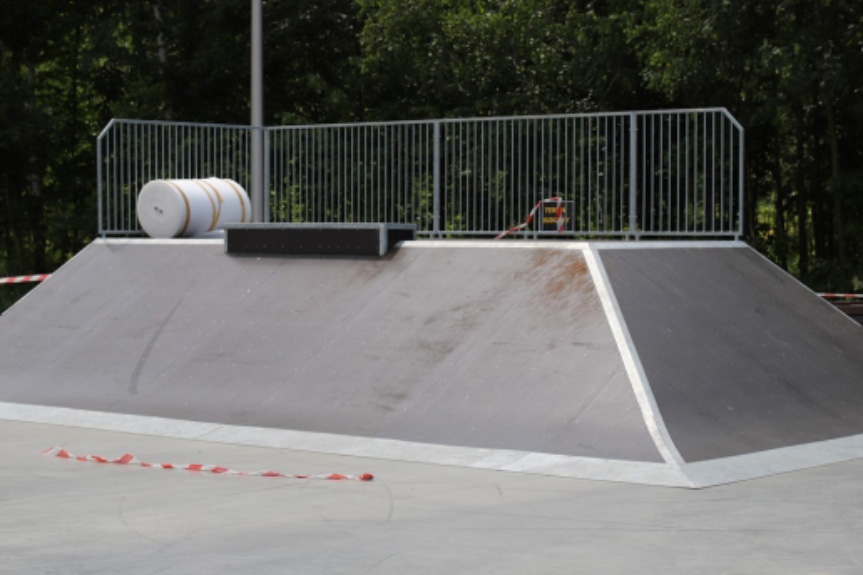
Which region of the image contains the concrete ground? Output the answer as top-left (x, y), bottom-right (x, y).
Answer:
top-left (3, 419), bottom-right (862, 575)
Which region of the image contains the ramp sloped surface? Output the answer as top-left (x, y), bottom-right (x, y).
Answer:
top-left (0, 240), bottom-right (661, 463)
top-left (601, 246), bottom-right (863, 463)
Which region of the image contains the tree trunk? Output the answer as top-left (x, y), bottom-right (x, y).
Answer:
top-left (771, 159), bottom-right (788, 269)
top-left (794, 119), bottom-right (809, 280)
top-left (153, 3), bottom-right (172, 120)
top-left (825, 101), bottom-right (845, 267)
top-left (26, 60), bottom-right (46, 273)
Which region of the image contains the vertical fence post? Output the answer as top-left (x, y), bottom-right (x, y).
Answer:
top-left (251, 127), bottom-right (265, 223)
top-left (433, 121), bottom-right (441, 238)
top-left (263, 127), bottom-right (271, 223)
top-left (737, 126), bottom-right (744, 240)
top-left (628, 113), bottom-right (638, 239)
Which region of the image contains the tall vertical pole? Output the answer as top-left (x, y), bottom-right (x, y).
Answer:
top-left (737, 126), bottom-right (744, 240)
top-left (251, 0), bottom-right (265, 222)
top-left (628, 113), bottom-right (638, 239)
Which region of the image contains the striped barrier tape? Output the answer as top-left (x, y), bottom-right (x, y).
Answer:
top-left (0, 274), bottom-right (51, 285)
top-left (495, 197), bottom-right (564, 240)
top-left (42, 447), bottom-right (374, 481)
top-left (819, 293), bottom-right (863, 300)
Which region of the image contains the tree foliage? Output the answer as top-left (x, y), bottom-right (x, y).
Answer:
top-left (2, 0), bottom-right (863, 312)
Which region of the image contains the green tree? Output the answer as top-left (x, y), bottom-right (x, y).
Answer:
top-left (356, 0), bottom-right (656, 119)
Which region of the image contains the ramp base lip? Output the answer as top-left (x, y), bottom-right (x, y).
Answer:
top-left (683, 434), bottom-right (863, 487)
top-left (0, 401), bottom-right (689, 487)
top-left (5, 401), bottom-right (863, 488)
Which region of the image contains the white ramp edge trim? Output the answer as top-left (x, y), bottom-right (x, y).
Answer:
top-left (583, 248), bottom-right (689, 477)
top-left (0, 401), bottom-right (689, 488)
top-left (97, 238), bottom-right (224, 246)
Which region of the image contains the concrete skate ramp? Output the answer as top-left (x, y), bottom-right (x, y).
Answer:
top-left (601, 247), bottom-right (863, 463)
top-left (0, 240), bottom-right (661, 463)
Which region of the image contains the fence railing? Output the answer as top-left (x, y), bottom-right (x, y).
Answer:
top-left (98, 109), bottom-right (744, 238)
top-left (97, 119), bottom-right (253, 236)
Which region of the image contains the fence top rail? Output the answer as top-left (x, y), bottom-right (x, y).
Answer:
top-left (98, 108), bottom-right (741, 137)
top-left (98, 118), bottom-right (254, 140)
top-left (263, 107), bottom-right (739, 131)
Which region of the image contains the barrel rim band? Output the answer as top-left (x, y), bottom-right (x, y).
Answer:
top-left (222, 178), bottom-right (249, 223)
top-left (164, 180), bottom-right (192, 237)
top-left (196, 179), bottom-right (224, 231)
top-left (192, 180), bottom-right (220, 232)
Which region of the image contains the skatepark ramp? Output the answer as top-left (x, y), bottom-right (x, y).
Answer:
top-left (1, 238), bottom-right (862, 487)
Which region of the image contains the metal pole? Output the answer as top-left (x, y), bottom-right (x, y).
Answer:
top-left (737, 126), bottom-right (744, 240)
top-left (251, 0), bottom-right (264, 222)
top-left (628, 113), bottom-right (637, 238)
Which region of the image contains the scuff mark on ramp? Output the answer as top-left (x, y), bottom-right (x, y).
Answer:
top-left (129, 292), bottom-right (187, 395)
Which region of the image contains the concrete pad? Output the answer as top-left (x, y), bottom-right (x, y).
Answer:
top-left (3, 419), bottom-right (863, 574)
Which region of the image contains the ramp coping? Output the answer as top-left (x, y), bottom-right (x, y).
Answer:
top-left (95, 238), bottom-right (747, 250)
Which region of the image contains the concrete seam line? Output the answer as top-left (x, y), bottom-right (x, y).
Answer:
top-left (584, 247), bottom-right (689, 478)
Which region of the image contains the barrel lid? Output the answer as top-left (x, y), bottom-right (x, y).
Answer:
top-left (137, 180), bottom-right (189, 238)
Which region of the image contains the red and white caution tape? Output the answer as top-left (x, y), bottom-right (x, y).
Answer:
top-left (495, 197), bottom-right (564, 240)
top-left (42, 447), bottom-right (373, 481)
top-left (819, 293), bottom-right (863, 300)
top-left (0, 274), bottom-right (51, 285)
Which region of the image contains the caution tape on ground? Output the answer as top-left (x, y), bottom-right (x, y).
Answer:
top-left (0, 274), bottom-right (51, 285)
top-left (495, 197), bottom-right (564, 240)
top-left (818, 293), bottom-right (863, 300)
top-left (42, 447), bottom-right (373, 481)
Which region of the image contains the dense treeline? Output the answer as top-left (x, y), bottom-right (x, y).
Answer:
top-left (2, 0), bottom-right (863, 311)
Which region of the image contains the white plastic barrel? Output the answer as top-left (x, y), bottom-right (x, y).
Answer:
top-left (137, 178), bottom-right (252, 238)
